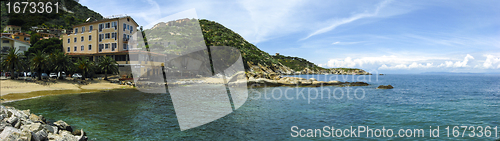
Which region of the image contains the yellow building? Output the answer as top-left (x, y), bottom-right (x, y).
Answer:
top-left (63, 16), bottom-right (165, 77)
top-left (11, 33), bottom-right (30, 44)
top-left (63, 16), bottom-right (139, 58)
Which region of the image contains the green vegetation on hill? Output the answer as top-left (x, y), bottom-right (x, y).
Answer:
top-left (272, 54), bottom-right (323, 71)
top-left (143, 19), bottom-right (280, 69)
top-left (1, 0), bottom-right (103, 32)
top-left (199, 19), bottom-right (280, 68)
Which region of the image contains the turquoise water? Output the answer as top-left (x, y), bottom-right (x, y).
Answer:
top-left (3, 74), bottom-right (500, 140)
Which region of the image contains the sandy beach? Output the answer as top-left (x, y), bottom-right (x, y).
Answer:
top-left (0, 79), bottom-right (133, 102)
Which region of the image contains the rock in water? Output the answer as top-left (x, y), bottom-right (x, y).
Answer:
top-left (377, 85), bottom-right (394, 89)
top-left (54, 120), bottom-right (73, 132)
top-left (309, 78), bottom-right (317, 81)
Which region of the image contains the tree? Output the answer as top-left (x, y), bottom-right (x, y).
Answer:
top-left (1, 48), bottom-right (22, 79)
top-left (48, 50), bottom-right (73, 79)
top-left (30, 51), bottom-right (48, 80)
top-left (25, 38), bottom-right (63, 56)
top-left (97, 56), bottom-right (118, 80)
top-left (30, 33), bottom-right (42, 47)
top-left (75, 57), bottom-right (94, 80)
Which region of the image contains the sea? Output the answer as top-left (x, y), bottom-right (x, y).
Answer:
top-left (4, 74), bottom-right (500, 140)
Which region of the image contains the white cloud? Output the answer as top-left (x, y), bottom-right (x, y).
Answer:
top-left (323, 55), bottom-right (442, 68)
top-left (322, 54), bottom-right (479, 70)
top-left (331, 41), bottom-right (363, 45)
top-left (482, 54), bottom-right (500, 69)
top-left (437, 54), bottom-right (474, 68)
top-left (301, 0), bottom-right (392, 40)
top-left (379, 62), bottom-right (433, 70)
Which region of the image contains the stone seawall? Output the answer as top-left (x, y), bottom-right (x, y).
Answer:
top-left (0, 106), bottom-right (87, 141)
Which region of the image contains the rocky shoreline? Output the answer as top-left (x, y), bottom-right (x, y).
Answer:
top-left (246, 61), bottom-right (372, 76)
top-left (0, 105), bottom-right (87, 141)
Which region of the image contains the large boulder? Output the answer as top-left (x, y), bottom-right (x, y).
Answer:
top-left (29, 114), bottom-right (45, 124)
top-left (0, 126), bottom-right (31, 141)
top-left (53, 120), bottom-right (73, 132)
top-left (6, 116), bottom-right (18, 127)
top-left (32, 130), bottom-right (48, 141)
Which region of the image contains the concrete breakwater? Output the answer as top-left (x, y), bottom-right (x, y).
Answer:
top-left (0, 105), bottom-right (87, 141)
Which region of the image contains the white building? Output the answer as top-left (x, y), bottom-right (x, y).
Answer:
top-left (1, 36), bottom-right (31, 55)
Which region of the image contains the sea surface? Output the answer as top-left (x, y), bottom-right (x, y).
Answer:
top-left (4, 74), bottom-right (500, 140)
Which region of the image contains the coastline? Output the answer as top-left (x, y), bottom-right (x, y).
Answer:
top-left (1, 79), bottom-right (134, 103)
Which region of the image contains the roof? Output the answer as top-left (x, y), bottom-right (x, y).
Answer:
top-left (72, 16), bottom-right (139, 27)
top-left (5, 25), bottom-right (21, 27)
top-left (1, 36), bottom-right (31, 46)
top-left (13, 32), bottom-right (31, 37)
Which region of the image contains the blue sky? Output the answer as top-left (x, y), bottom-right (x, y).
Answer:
top-left (80, 0), bottom-right (500, 74)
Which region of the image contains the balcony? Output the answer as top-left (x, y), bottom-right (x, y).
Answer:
top-left (123, 37), bottom-right (129, 43)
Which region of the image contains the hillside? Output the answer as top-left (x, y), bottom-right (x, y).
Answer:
top-left (145, 19), bottom-right (368, 74)
top-left (1, 0), bottom-right (103, 32)
top-left (271, 54), bottom-right (323, 71)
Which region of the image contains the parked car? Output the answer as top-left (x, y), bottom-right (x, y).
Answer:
top-left (58, 72), bottom-right (66, 79)
top-left (49, 73), bottom-right (57, 78)
top-left (5, 72), bottom-right (11, 77)
top-left (41, 73), bottom-right (49, 79)
top-left (72, 73), bottom-right (83, 79)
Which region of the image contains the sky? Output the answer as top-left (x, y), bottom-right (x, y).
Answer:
top-left (79, 0), bottom-right (500, 74)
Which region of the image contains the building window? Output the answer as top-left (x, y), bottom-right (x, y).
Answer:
top-left (123, 23), bottom-right (126, 31)
top-left (67, 47), bottom-right (70, 52)
top-left (99, 24), bottom-right (103, 32)
top-left (130, 26), bottom-right (133, 33)
top-left (111, 32), bottom-right (116, 40)
top-left (88, 45), bottom-right (92, 50)
top-left (74, 37), bottom-right (77, 42)
top-left (105, 22), bottom-right (110, 28)
top-left (74, 28), bottom-right (78, 34)
top-left (89, 35), bottom-right (92, 41)
top-left (123, 44), bottom-right (128, 50)
top-left (89, 25), bottom-right (93, 31)
top-left (105, 33), bottom-right (110, 39)
top-left (105, 43), bottom-right (109, 49)
top-left (74, 46), bottom-right (77, 52)
top-left (2, 40), bottom-right (9, 43)
top-left (115, 55), bottom-right (128, 61)
top-left (81, 45), bottom-right (84, 51)
top-left (81, 36), bottom-right (84, 42)
top-left (19, 46), bottom-right (26, 52)
top-left (67, 38), bottom-right (70, 43)
top-left (82, 26), bottom-right (85, 33)
top-left (99, 44), bottom-right (103, 52)
top-left (112, 21), bottom-right (117, 30)
top-left (98, 34), bottom-right (102, 42)
top-left (112, 43), bottom-right (117, 51)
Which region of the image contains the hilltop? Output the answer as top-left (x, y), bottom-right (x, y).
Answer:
top-left (1, 0), bottom-right (103, 32)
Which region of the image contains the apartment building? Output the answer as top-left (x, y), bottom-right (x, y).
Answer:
top-left (11, 33), bottom-right (31, 44)
top-left (63, 16), bottom-right (165, 77)
top-left (63, 16), bottom-right (139, 59)
top-left (3, 25), bottom-right (21, 33)
top-left (1, 36), bottom-right (30, 55)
